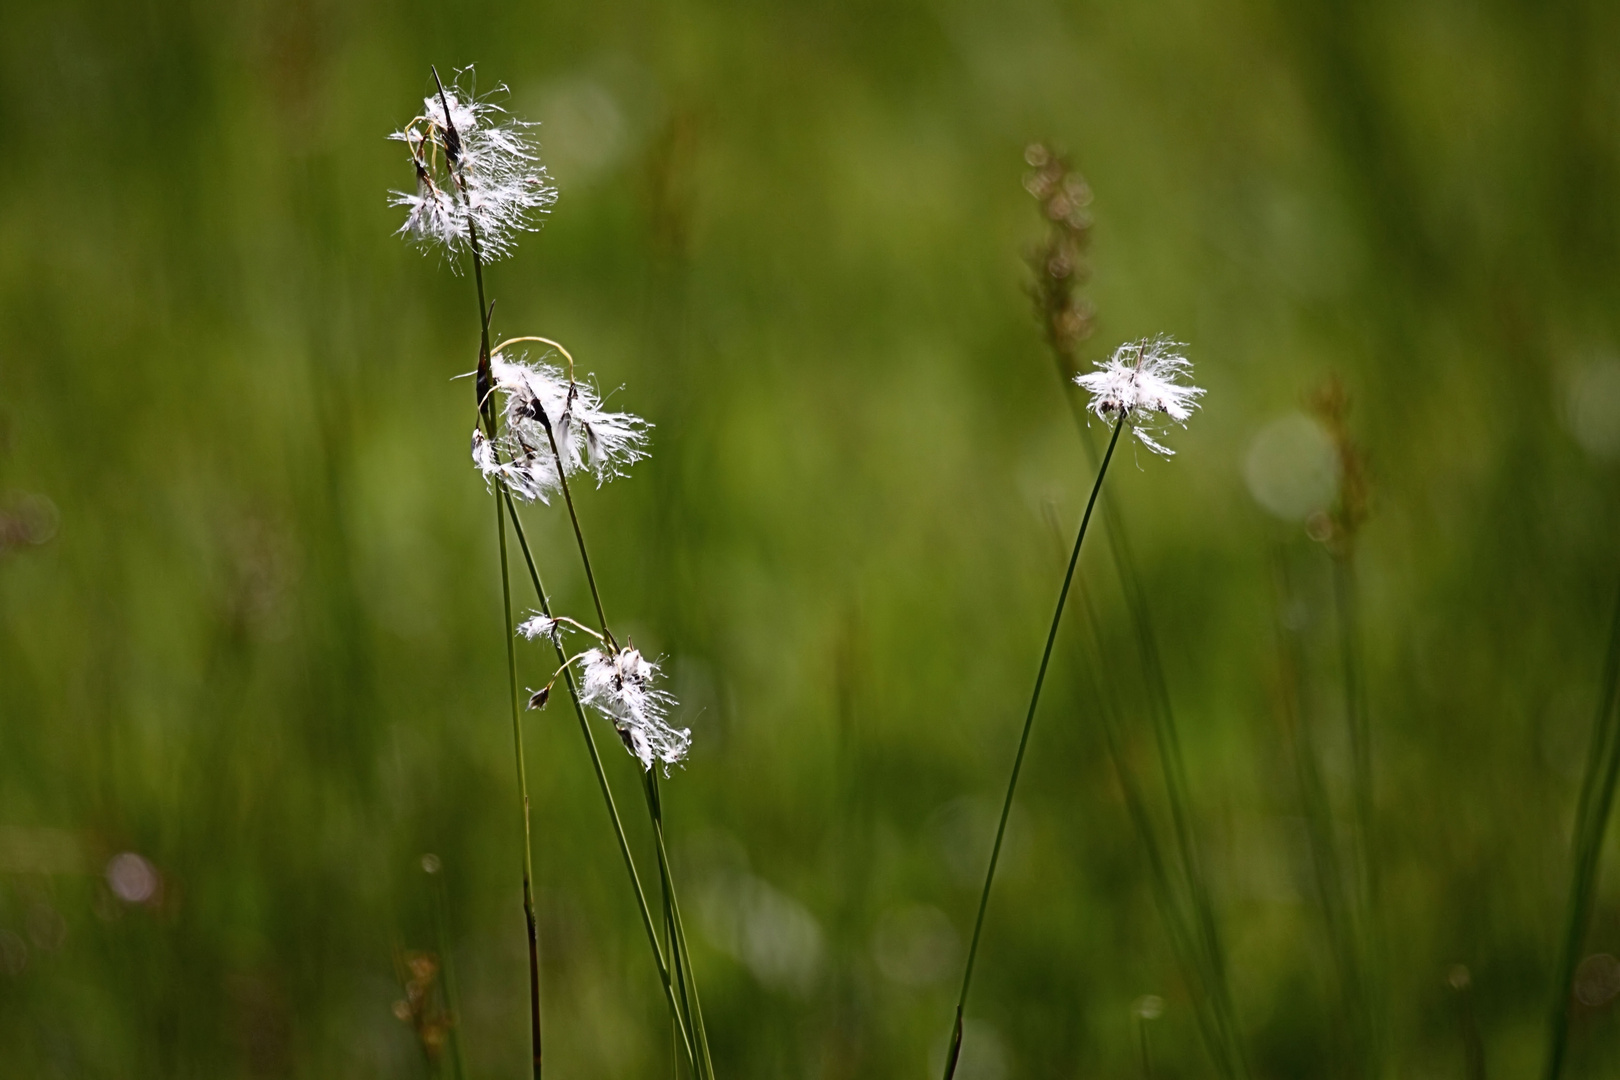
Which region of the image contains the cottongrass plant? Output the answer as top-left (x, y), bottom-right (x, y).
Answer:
top-left (492, 334), bottom-right (713, 1079)
top-left (1020, 144), bottom-right (1248, 1078)
top-left (389, 68), bottom-right (712, 1079)
top-left (940, 335), bottom-right (1203, 1080)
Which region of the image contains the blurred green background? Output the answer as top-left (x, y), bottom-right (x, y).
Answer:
top-left (3, 0), bottom-right (1620, 1075)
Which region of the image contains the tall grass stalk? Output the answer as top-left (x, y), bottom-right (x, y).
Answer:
top-left (1543, 581), bottom-right (1620, 1080)
top-left (1310, 376), bottom-right (1384, 1078)
top-left (408, 67), bottom-right (706, 1073)
top-left (422, 61), bottom-right (546, 1077)
top-left (939, 416), bottom-right (1124, 1080)
top-left (500, 489), bottom-right (701, 1073)
top-left (1025, 144), bottom-right (1246, 1076)
top-left (646, 772), bottom-right (716, 1080)
top-left (510, 337), bottom-right (715, 1075)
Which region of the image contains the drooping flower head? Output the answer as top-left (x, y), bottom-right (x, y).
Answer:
top-left (1074, 337), bottom-right (1205, 456)
top-left (388, 71), bottom-right (557, 262)
top-left (470, 349), bottom-right (650, 502)
top-left (578, 646), bottom-right (690, 773)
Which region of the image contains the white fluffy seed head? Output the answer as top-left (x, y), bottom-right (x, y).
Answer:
top-left (516, 614), bottom-right (559, 642)
top-left (471, 427), bottom-right (559, 503)
top-left (1074, 337), bottom-right (1205, 456)
top-left (470, 352), bottom-right (650, 503)
top-left (578, 646), bottom-right (690, 773)
top-left (388, 73), bottom-right (558, 263)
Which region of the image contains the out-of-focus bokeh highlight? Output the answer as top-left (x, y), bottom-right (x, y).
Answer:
top-left (3, 0), bottom-right (1620, 1075)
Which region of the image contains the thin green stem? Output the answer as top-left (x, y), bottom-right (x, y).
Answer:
top-left (1544, 581), bottom-right (1620, 1080)
top-left (426, 64), bottom-right (542, 1069)
top-left (432, 63), bottom-right (542, 1075)
top-left (495, 492), bottom-right (544, 1080)
top-left (539, 418), bottom-right (612, 640)
top-left (941, 416), bottom-right (1124, 1080)
top-left (661, 888), bottom-right (683, 1079)
top-left (526, 367), bottom-right (712, 1072)
top-left (646, 772), bottom-right (716, 1080)
top-left (645, 774), bottom-right (698, 1079)
top-left (502, 489), bottom-right (699, 1073)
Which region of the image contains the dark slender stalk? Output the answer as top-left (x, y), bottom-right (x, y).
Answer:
top-left (496, 492), bottom-right (545, 1079)
top-left (646, 772), bottom-right (716, 1080)
top-left (501, 489), bottom-right (699, 1073)
top-left (430, 64), bottom-right (544, 1077)
top-left (1544, 582), bottom-right (1620, 1080)
top-left (644, 774), bottom-right (695, 1074)
top-left (525, 370), bottom-right (714, 1073)
top-left (661, 884), bottom-right (684, 1079)
top-left (941, 416), bottom-right (1124, 1080)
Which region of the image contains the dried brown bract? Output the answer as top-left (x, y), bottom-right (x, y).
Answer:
top-left (1307, 375), bottom-right (1372, 556)
top-left (392, 951), bottom-right (455, 1061)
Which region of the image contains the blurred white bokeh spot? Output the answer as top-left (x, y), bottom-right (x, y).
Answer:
top-left (536, 79), bottom-right (627, 189)
top-left (106, 852), bottom-right (159, 904)
top-left (1244, 412), bottom-right (1338, 520)
top-left (1566, 357), bottom-right (1620, 460)
top-left (698, 870), bottom-right (824, 995)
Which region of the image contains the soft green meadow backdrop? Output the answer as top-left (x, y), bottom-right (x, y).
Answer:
top-left (3, 0), bottom-right (1620, 1076)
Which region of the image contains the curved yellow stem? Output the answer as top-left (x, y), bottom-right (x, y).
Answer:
top-left (493, 336), bottom-right (577, 380)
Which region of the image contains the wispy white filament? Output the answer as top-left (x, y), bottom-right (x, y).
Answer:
top-left (516, 613), bottom-right (560, 643)
top-left (470, 352), bottom-right (650, 503)
top-left (579, 646), bottom-right (690, 773)
top-left (1074, 337), bottom-right (1205, 456)
top-left (388, 75), bottom-right (557, 262)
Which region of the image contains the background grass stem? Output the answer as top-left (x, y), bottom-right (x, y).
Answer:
top-left (1543, 581), bottom-right (1620, 1080)
top-left (940, 415), bottom-right (1124, 1080)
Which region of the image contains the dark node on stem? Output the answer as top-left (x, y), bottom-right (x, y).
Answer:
top-left (476, 299), bottom-right (496, 415)
top-left (430, 66), bottom-right (463, 168)
top-left (527, 687), bottom-right (550, 710)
